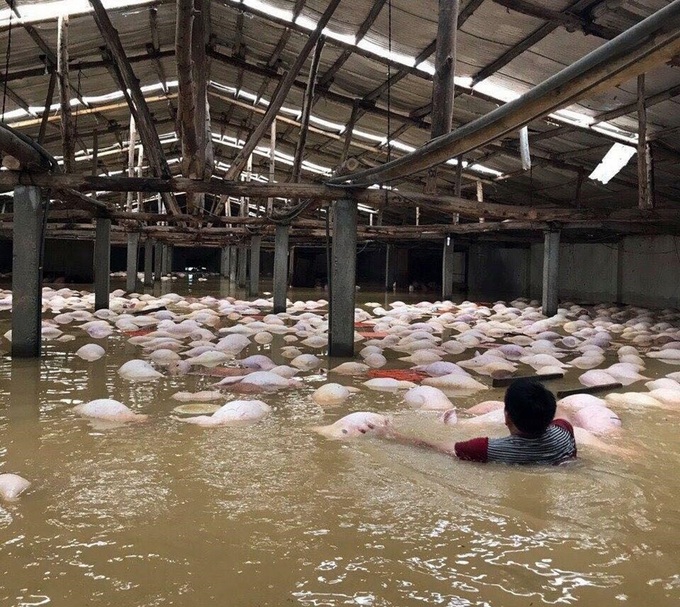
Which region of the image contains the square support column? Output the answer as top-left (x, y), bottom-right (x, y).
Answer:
top-left (273, 225), bottom-right (289, 313)
top-left (153, 241), bottom-right (163, 282)
top-left (442, 235), bottom-right (454, 300)
top-left (248, 236), bottom-right (261, 297)
top-left (162, 244), bottom-right (172, 275)
top-left (11, 185), bottom-right (44, 358)
top-left (329, 199), bottom-right (357, 358)
top-left (229, 246), bottom-right (237, 283)
top-left (143, 239), bottom-right (154, 287)
top-left (237, 245), bottom-right (248, 288)
top-left (288, 245), bottom-right (296, 286)
top-left (94, 217), bottom-right (111, 310)
top-left (542, 229), bottom-right (560, 316)
top-left (220, 247), bottom-right (230, 278)
top-left (385, 244), bottom-right (396, 291)
top-left (126, 232), bottom-right (140, 292)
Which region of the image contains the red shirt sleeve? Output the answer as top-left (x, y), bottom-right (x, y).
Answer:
top-left (454, 437), bottom-right (489, 462)
top-left (552, 419), bottom-right (575, 436)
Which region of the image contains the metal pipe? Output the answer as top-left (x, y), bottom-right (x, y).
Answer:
top-left (0, 122), bottom-right (54, 170)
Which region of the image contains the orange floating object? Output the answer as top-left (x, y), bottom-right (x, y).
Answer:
top-left (367, 369), bottom-right (429, 382)
top-left (354, 322), bottom-right (374, 328)
top-left (122, 328), bottom-right (155, 337)
top-left (357, 331), bottom-right (389, 338)
top-left (193, 367), bottom-right (254, 378)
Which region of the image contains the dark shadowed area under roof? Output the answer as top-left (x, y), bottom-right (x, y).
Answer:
top-left (1, 0), bottom-right (679, 239)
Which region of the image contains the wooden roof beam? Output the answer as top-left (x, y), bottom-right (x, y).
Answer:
top-left (472, 0), bottom-right (605, 86)
top-left (224, 0), bottom-right (342, 181)
top-left (225, 0), bottom-right (432, 85)
top-left (266, 0), bottom-right (306, 69)
top-left (89, 0), bottom-right (181, 215)
top-left (57, 15), bottom-right (76, 172)
top-left (2, 171), bottom-right (662, 223)
top-left (147, 6), bottom-right (175, 122)
top-left (292, 38), bottom-right (325, 183)
top-left (176, 0), bottom-right (214, 212)
top-left (332, 2), bottom-right (680, 186)
top-left (492, 0), bottom-right (618, 39)
top-left (317, 0), bottom-right (388, 89)
top-left (208, 50), bottom-right (429, 129)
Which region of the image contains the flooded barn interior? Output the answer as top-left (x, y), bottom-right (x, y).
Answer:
top-left (1, 1), bottom-right (680, 606)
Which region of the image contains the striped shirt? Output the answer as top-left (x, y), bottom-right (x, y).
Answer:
top-left (454, 419), bottom-right (577, 465)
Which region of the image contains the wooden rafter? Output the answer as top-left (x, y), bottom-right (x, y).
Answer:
top-left (6, 171), bottom-right (680, 225)
top-left (224, 0), bottom-right (342, 181)
top-left (37, 72), bottom-right (57, 145)
top-left (57, 16), bottom-right (76, 172)
top-left (492, 0), bottom-right (618, 39)
top-left (292, 38), bottom-right (325, 183)
top-left (472, 0), bottom-right (605, 86)
top-left (267, 0), bottom-right (306, 69)
top-left (176, 0), bottom-right (214, 212)
top-left (147, 6), bottom-right (175, 122)
top-left (89, 0), bottom-right (181, 215)
top-left (317, 0), bottom-right (388, 89)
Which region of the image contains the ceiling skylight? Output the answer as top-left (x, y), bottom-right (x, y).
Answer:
top-left (588, 143), bottom-right (636, 184)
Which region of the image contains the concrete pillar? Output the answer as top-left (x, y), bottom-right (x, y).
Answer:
top-left (384, 244), bottom-right (396, 291)
top-left (126, 232), bottom-right (140, 292)
top-left (329, 199), bottom-right (357, 357)
top-left (220, 247), bottom-right (230, 278)
top-left (11, 185), bottom-right (44, 358)
top-left (442, 234), bottom-right (454, 300)
top-left (143, 239), bottom-right (154, 287)
top-left (616, 240), bottom-right (624, 304)
top-left (542, 230), bottom-right (560, 316)
top-left (165, 244), bottom-right (173, 274)
top-left (273, 225), bottom-right (289, 313)
top-left (288, 245), bottom-right (296, 286)
top-left (229, 245), bottom-right (237, 283)
top-left (94, 217), bottom-right (111, 310)
top-left (153, 241), bottom-right (163, 282)
top-left (248, 236), bottom-right (261, 297)
top-left (237, 245), bottom-right (248, 288)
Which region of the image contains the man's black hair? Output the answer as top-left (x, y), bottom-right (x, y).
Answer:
top-left (504, 379), bottom-right (556, 436)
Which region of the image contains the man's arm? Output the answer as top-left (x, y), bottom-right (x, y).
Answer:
top-left (370, 424), bottom-right (458, 457)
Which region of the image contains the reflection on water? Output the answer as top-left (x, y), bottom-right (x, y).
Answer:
top-left (0, 278), bottom-right (679, 606)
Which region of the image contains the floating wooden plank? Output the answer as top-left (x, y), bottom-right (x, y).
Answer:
top-left (556, 383), bottom-right (622, 398)
top-left (131, 305), bottom-right (167, 316)
top-left (492, 373), bottom-right (564, 388)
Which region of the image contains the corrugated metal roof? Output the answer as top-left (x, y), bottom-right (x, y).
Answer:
top-left (0, 0), bottom-right (678, 225)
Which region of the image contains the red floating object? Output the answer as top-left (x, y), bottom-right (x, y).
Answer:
top-left (366, 369), bottom-right (429, 382)
top-left (122, 328), bottom-right (155, 337)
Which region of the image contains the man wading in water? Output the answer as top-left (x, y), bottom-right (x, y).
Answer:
top-left (372, 379), bottom-right (577, 465)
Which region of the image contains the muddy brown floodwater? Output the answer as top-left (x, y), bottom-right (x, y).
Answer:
top-left (0, 278), bottom-right (679, 606)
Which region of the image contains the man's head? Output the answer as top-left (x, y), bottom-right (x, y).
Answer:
top-left (504, 379), bottom-right (556, 436)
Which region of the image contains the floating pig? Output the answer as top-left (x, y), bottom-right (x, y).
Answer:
top-left (312, 412), bottom-right (389, 439)
top-left (176, 399), bottom-right (271, 427)
top-left (0, 474), bottom-right (31, 501)
top-left (73, 399), bottom-right (148, 422)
